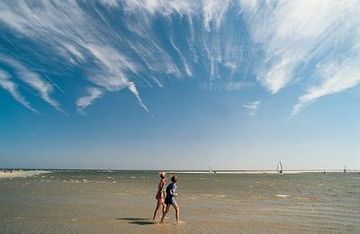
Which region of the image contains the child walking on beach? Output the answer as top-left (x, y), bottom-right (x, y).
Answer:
top-left (160, 175), bottom-right (182, 224)
top-left (152, 172), bottom-right (167, 221)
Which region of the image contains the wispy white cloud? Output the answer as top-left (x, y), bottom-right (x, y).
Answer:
top-left (76, 87), bottom-right (103, 111)
top-left (122, 0), bottom-right (196, 16)
top-left (122, 0), bottom-right (230, 31)
top-left (224, 81), bottom-right (254, 91)
top-left (202, 0), bottom-right (231, 31)
top-left (169, 33), bottom-right (192, 77)
top-left (0, 69), bottom-right (38, 113)
top-left (242, 101), bottom-right (260, 116)
top-left (83, 43), bottom-right (138, 91)
top-left (241, 0), bottom-right (360, 114)
top-left (292, 58), bottom-right (360, 115)
top-left (240, 0), bottom-right (342, 93)
top-left (1, 0), bottom-right (360, 116)
top-left (0, 56), bottom-right (62, 112)
top-left (128, 82), bottom-right (149, 112)
top-left (0, 0), bottom-right (250, 113)
top-left (120, 0), bottom-right (247, 82)
top-left (0, 1), bottom-right (143, 112)
top-left (100, 0), bottom-right (119, 8)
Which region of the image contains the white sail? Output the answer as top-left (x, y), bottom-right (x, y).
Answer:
top-left (277, 161), bottom-right (283, 174)
top-left (209, 166), bottom-right (213, 174)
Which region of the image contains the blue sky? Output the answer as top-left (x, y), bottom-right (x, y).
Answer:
top-left (0, 0), bottom-right (359, 170)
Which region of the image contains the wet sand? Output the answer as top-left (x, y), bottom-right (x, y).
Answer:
top-left (0, 171), bottom-right (359, 233)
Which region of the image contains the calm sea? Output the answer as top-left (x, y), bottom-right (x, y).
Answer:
top-left (0, 170), bottom-right (359, 233)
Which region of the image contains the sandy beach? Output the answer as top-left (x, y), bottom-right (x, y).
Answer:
top-left (0, 170), bottom-right (359, 233)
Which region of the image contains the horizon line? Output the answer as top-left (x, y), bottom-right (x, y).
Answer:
top-left (2, 167), bottom-right (360, 172)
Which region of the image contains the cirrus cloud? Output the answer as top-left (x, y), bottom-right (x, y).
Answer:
top-left (0, 0), bottom-right (360, 116)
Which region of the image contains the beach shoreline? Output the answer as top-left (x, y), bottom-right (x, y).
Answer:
top-left (0, 170), bottom-right (359, 233)
top-left (0, 170), bottom-right (51, 179)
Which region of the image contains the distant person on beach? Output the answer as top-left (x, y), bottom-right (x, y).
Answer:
top-left (152, 172), bottom-right (167, 221)
top-left (160, 175), bottom-right (182, 224)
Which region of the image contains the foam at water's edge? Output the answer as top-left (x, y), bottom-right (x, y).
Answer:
top-left (0, 170), bottom-right (51, 179)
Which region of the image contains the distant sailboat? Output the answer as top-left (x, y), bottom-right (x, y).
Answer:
top-left (209, 166), bottom-right (215, 174)
top-left (277, 161), bottom-right (283, 174)
top-left (343, 165), bottom-right (347, 173)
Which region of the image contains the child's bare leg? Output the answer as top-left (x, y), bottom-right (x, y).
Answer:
top-left (173, 203), bottom-right (180, 223)
top-left (160, 205), bottom-right (170, 223)
top-left (162, 203), bottom-right (166, 214)
top-left (152, 200), bottom-right (161, 220)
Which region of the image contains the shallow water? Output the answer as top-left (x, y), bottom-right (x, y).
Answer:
top-left (0, 170), bottom-right (359, 233)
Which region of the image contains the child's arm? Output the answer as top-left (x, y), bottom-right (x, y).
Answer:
top-left (170, 185), bottom-right (178, 196)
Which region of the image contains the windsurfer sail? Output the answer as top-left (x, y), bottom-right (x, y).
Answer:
top-left (277, 161), bottom-right (283, 174)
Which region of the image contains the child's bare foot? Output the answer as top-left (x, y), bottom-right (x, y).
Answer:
top-left (176, 220), bottom-right (184, 224)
